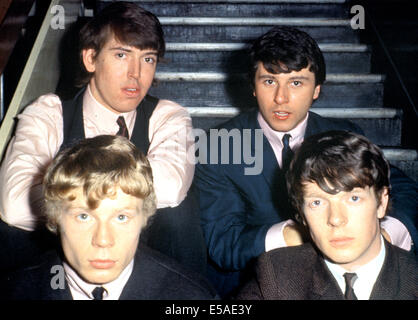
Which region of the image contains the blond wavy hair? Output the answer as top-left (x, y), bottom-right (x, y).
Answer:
top-left (43, 135), bottom-right (156, 233)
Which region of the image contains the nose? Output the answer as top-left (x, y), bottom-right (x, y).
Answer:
top-left (274, 85), bottom-right (289, 105)
top-left (327, 202), bottom-right (348, 227)
top-left (92, 221), bottom-right (115, 248)
top-left (128, 59), bottom-right (141, 80)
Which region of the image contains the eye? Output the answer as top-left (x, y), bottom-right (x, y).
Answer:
top-left (350, 195), bottom-right (360, 202)
top-left (292, 80), bottom-right (302, 87)
top-left (308, 200), bottom-right (322, 208)
top-left (312, 200), bottom-right (321, 207)
top-left (144, 56), bottom-right (156, 64)
top-left (116, 214), bottom-right (129, 222)
top-left (116, 52), bottom-right (126, 59)
top-left (76, 213), bottom-right (91, 222)
top-left (264, 79), bottom-right (275, 86)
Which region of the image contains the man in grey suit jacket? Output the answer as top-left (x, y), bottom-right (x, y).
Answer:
top-left (237, 131), bottom-right (417, 300)
top-left (0, 135), bottom-right (216, 300)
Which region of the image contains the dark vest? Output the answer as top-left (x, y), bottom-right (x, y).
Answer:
top-left (61, 88), bottom-right (159, 154)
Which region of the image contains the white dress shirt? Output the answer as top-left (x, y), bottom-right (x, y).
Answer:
top-left (64, 259), bottom-right (134, 300)
top-left (0, 86), bottom-right (195, 230)
top-left (324, 236), bottom-right (386, 300)
top-left (258, 112), bottom-right (412, 252)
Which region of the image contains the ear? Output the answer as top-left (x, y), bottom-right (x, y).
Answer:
top-left (82, 48), bottom-right (97, 73)
top-left (313, 85), bottom-right (321, 100)
top-left (377, 187), bottom-right (389, 219)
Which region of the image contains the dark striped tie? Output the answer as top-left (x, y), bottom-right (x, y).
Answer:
top-left (343, 273), bottom-right (358, 300)
top-left (116, 116), bottom-right (129, 139)
top-left (281, 134), bottom-right (294, 171)
top-left (92, 286), bottom-right (105, 300)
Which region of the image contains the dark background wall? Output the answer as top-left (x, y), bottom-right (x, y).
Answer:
top-left (355, 0), bottom-right (418, 149)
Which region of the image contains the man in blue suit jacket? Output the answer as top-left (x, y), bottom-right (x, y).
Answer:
top-left (194, 26), bottom-right (417, 298)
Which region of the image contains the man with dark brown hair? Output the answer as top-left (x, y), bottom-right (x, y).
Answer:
top-left (237, 131), bottom-right (417, 300)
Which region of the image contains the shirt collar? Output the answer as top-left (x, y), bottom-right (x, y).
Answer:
top-left (257, 111), bottom-right (309, 149)
top-left (63, 258), bottom-right (134, 300)
top-left (82, 85), bottom-right (136, 136)
top-left (324, 235), bottom-right (386, 300)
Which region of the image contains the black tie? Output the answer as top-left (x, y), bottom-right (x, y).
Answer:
top-left (116, 116), bottom-right (129, 139)
top-left (343, 273), bottom-right (358, 300)
top-left (92, 286), bottom-right (105, 300)
top-left (281, 134), bottom-right (294, 171)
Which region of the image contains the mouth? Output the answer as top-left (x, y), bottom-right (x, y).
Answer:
top-left (122, 87), bottom-right (140, 97)
top-left (89, 260), bottom-right (116, 269)
top-left (329, 237), bottom-right (355, 248)
top-left (273, 110), bottom-right (290, 120)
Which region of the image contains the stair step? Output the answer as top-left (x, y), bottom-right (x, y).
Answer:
top-left (159, 17), bottom-right (358, 43)
top-left (383, 149), bottom-right (417, 161)
top-left (159, 17), bottom-right (351, 26)
top-left (150, 83), bottom-right (384, 108)
top-left (155, 72), bottom-right (383, 82)
top-left (115, 0), bottom-right (347, 3)
top-left (186, 107), bottom-right (400, 118)
top-left (187, 107), bottom-right (402, 146)
top-left (133, 1), bottom-right (349, 18)
top-left (150, 72), bottom-right (384, 108)
top-left (166, 43), bottom-right (368, 52)
top-left (160, 43), bottom-right (371, 73)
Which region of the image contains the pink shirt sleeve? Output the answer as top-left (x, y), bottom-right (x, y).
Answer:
top-left (0, 94), bottom-right (64, 230)
top-left (147, 99), bottom-right (195, 208)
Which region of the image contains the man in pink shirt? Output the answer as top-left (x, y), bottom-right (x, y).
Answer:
top-left (0, 2), bottom-right (205, 275)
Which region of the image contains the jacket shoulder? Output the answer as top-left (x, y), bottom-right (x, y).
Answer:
top-left (128, 245), bottom-right (218, 300)
top-left (0, 250), bottom-right (68, 300)
top-left (308, 111), bottom-right (364, 134)
top-left (255, 244), bottom-right (320, 299)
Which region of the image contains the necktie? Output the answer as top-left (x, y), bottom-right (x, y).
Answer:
top-left (343, 273), bottom-right (358, 300)
top-left (116, 116), bottom-right (129, 139)
top-left (92, 286), bottom-right (105, 300)
top-left (281, 134), bottom-right (294, 171)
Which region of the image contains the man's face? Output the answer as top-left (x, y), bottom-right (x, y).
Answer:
top-left (82, 35), bottom-right (158, 114)
top-left (253, 63), bottom-right (321, 132)
top-left (59, 187), bottom-right (144, 284)
top-left (302, 183), bottom-right (388, 271)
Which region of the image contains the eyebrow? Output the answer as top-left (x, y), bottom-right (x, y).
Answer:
top-left (257, 74), bottom-right (311, 81)
top-left (108, 47), bottom-right (158, 55)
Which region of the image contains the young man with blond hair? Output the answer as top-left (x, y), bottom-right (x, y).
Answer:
top-left (1, 135), bottom-right (216, 300)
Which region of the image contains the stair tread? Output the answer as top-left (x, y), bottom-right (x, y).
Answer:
top-left (118, 0), bottom-right (348, 3)
top-left (166, 42), bottom-right (369, 52)
top-left (159, 17), bottom-right (351, 26)
top-left (155, 72), bottom-right (385, 82)
top-left (186, 107), bottom-right (401, 118)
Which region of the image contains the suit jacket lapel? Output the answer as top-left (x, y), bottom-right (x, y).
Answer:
top-left (246, 110), bottom-right (279, 189)
top-left (304, 111), bottom-right (322, 139)
top-left (310, 253), bottom-right (345, 300)
top-left (369, 241), bottom-right (399, 299)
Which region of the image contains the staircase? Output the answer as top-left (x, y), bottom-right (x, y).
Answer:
top-left (98, 0), bottom-right (416, 180)
top-left (1, 0), bottom-right (416, 180)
